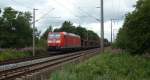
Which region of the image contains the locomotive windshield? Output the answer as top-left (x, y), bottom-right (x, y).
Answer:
top-left (48, 33), bottom-right (61, 39)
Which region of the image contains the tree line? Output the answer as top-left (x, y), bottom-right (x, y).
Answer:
top-left (53, 21), bottom-right (100, 41)
top-left (41, 21), bottom-right (111, 47)
top-left (0, 7), bottom-right (34, 48)
top-left (114, 0), bottom-right (150, 54)
top-left (0, 7), bottom-right (103, 48)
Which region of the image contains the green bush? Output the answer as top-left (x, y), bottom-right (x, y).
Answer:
top-left (50, 52), bottom-right (150, 80)
top-left (0, 48), bottom-right (48, 62)
top-left (36, 39), bottom-right (47, 49)
top-left (0, 7), bottom-right (33, 48)
top-left (0, 49), bottom-right (32, 61)
top-left (115, 0), bottom-right (150, 54)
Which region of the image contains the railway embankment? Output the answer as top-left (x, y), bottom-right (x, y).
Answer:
top-left (0, 48), bottom-right (99, 80)
top-left (50, 51), bottom-right (150, 80)
top-left (0, 48), bottom-right (47, 63)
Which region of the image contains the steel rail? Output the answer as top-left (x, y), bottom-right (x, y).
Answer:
top-left (0, 48), bottom-right (99, 80)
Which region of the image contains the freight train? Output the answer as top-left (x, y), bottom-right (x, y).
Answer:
top-left (47, 32), bottom-right (100, 51)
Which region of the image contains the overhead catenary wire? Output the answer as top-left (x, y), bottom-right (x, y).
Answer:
top-left (53, 0), bottom-right (99, 25)
top-left (53, 0), bottom-right (84, 25)
top-left (11, 0), bottom-right (60, 35)
top-left (78, 7), bottom-right (99, 21)
top-left (11, 0), bottom-right (57, 23)
top-left (110, 0), bottom-right (128, 41)
top-left (71, 0), bottom-right (100, 22)
top-left (34, 8), bottom-right (55, 23)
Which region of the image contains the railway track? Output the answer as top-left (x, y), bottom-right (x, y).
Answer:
top-left (0, 51), bottom-right (63, 66)
top-left (0, 48), bottom-right (100, 80)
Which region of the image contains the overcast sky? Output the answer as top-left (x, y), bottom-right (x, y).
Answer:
top-left (0, 0), bottom-right (137, 41)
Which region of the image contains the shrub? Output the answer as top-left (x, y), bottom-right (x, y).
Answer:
top-left (115, 0), bottom-right (150, 54)
top-left (0, 49), bottom-right (32, 61)
top-left (50, 52), bottom-right (150, 80)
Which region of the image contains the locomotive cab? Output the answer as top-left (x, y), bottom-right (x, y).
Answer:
top-left (47, 32), bottom-right (81, 51)
top-left (47, 32), bottom-right (62, 50)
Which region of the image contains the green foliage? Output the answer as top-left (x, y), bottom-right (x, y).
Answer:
top-left (50, 52), bottom-right (150, 80)
top-left (0, 7), bottom-right (34, 48)
top-left (54, 21), bottom-right (76, 33)
top-left (0, 8), bottom-right (1, 13)
top-left (0, 48), bottom-right (48, 61)
top-left (36, 39), bottom-right (47, 49)
top-left (115, 0), bottom-right (150, 54)
top-left (41, 26), bottom-right (52, 39)
top-left (75, 26), bottom-right (87, 39)
top-left (0, 49), bottom-right (32, 61)
top-left (54, 21), bottom-right (100, 41)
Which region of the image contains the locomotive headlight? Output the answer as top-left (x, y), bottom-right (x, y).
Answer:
top-left (56, 40), bottom-right (61, 43)
top-left (48, 40), bottom-right (52, 43)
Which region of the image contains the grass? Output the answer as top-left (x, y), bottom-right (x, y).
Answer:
top-left (50, 52), bottom-right (150, 80)
top-left (0, 49), bottom-right (32, 62)
top-left (0, 48), bottom-right (47, 62)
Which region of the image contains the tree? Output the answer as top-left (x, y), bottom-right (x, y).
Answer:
top-left (0, 7), bottom-right (18, 48)
top-left (41, 25), bottom-right (53, 39)
top-left (76, 26), bottom-right (87, 39)
top-left (0, 8), bottom-right (1, 13)
top-left (0, 7), bottom-right (33, 48)
top-left (54, 28), bottom-right (60, 32)
top-left (54, 21), bottom-right (76, 33)
top-left (115, 0), bottom-right (150, 54)
top-left (14, 12), bottom-right (33, 47)
top-left (53, 21), bottom-right (100, 41)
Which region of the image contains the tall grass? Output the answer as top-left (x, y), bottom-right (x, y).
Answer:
top-left (0, 49), bottom-right (32, 62)
top-left (0, 48), bottom-right (48, 62)
top-left (50, 52), bottom-right (150, 80)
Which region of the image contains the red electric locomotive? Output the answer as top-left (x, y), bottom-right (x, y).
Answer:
top-left (47, 32), bottom-right (81, 51)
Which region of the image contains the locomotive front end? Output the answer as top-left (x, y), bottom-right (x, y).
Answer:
top-left (47, 32), bottom-right (62, 51)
